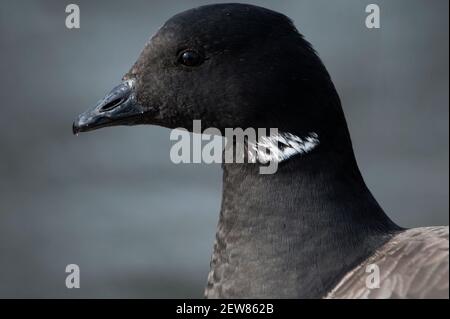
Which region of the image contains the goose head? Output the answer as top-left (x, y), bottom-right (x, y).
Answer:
top-left (73, 3), bottom-right (346, 150)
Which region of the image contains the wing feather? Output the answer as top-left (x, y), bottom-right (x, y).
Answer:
top-left (326, 226), bottom-right (449, 299)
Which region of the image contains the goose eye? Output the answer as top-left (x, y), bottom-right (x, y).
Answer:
top-left (178, 50), bottom-right (203, 67)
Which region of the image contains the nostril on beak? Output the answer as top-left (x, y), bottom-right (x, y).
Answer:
top-left (99, 96), bottom-right (125, 112)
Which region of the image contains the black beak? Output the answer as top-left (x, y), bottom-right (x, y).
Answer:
top-left (73, 80), bottom-right (145, 134)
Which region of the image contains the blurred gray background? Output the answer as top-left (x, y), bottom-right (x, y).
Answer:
top-left (0, 0), bottom-right (448, 298)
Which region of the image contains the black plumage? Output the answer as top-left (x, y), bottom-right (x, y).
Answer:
top-left (73, 3), bottom-right (448, 298)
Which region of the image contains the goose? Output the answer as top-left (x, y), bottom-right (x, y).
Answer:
top-left (72, 3), bottom-right (449, 299)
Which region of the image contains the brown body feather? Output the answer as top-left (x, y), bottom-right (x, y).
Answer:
top-left (326, 226), bottom-right (449, 299)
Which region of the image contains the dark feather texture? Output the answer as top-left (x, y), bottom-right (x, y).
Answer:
top-left (74, 3), bottom-right (449, 299)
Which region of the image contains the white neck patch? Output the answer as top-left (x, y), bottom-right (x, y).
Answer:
top-left (248, 132), bottom-right (320, 163)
